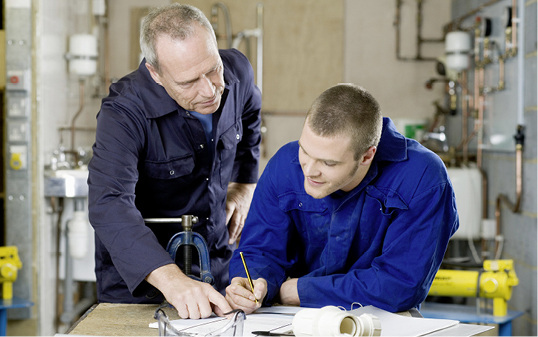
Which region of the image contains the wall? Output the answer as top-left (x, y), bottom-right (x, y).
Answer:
top-left (32, 0), bottom-right (103, 334)
top-left (449, 0), bottom-right (537, 335)
top-left (344, 0), bottom-right (450, 122)
top-left (10, 0), bottom-right (536, 335)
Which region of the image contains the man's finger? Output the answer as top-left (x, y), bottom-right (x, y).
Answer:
top-left (197, 298), bottom-right (213, 318)
top-left (225, 200), bottom-right (236, 224)
top-left (175, 303), bottom-right (189, 319)
top-left (208, 290), bottom-right (233, 316)
top-left (228, 218), bottom-right (240, 244)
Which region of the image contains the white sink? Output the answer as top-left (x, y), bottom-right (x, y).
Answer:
top-left (44, 169), bottom-right (89, 197)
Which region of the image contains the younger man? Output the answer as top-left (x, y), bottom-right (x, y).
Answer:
top-left (225, 83), bottom-right (458, 313)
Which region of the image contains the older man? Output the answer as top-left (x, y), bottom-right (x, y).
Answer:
top-left (88, 3), bottom-right (261, 319)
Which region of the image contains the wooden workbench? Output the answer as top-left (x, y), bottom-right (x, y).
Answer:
top-left (67, 303), bottom-right (494, 336)
top-left (67, 303), bottom-right (180, 336)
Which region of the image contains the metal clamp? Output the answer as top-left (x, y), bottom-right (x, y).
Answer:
top-left (144, 215), bottom-right (214, 284)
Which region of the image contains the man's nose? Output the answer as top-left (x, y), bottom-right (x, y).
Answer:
top-left (302, 159), bottom-right (319, 177)
top-left (199, 75), bottom-right (215, 97)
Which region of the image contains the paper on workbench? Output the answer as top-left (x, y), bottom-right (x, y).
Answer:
top-left (148, 305), bottom-right (459, 336)
top-left (350, 306), bottom-right (459, 336)
top-left (148, 308), bottom-right (295, 336)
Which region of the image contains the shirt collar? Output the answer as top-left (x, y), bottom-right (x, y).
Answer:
top-left (374, 117), bottom-right (408, 163)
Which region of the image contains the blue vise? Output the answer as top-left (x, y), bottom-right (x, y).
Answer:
top-left (144, 215), bottom-right (214, 284)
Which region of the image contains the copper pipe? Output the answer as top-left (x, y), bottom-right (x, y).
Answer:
top-left (476, 66), bottom-right (485, 169)
top-left (461, 71), bottom-right (469, 164)
top-left (262, 110), bottom-right (307, 117)
top-left (59, 126), bottom-right (96, 132)
top-left (394, 0), bottom-right (441, 62)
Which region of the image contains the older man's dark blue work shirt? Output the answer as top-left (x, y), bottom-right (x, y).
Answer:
top-left (88, 49), bottom-right (261, 303)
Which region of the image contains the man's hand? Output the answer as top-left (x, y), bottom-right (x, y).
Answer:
top-left (146, 264), bottom-right (232, 319)
top-left (225, 276), bottom-right (267, 314)
top-left (279, 278), bottom-right (300, 306)
top-left (226, 183), bottom-right (256, 244)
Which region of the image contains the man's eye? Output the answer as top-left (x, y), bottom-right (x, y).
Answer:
top-left (324, 161), bottom-right (336, 167)
top-left (179, 82), bottom-right (194, 89)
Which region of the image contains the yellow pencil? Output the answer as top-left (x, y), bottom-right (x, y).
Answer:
top-left (239, 251), bottom-right (259, 304)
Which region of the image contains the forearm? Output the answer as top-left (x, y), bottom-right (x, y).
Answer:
top-left (145, 263), bottom-right (189, 297)
top-left (279, 278), bottom-right (300, 306)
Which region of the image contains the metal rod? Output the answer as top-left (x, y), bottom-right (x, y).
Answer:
top-left (144, 218), bottom-right (184, 223)
top-left (394, 0), bottom-right (443, 62)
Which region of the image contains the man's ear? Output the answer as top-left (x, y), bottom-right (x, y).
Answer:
top-left (360, 146), bottom-right (377, 165)
top-left (145, 62), bottom-right (162, 86)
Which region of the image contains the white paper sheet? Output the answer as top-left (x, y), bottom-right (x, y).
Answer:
top-left (149, 305), bottom-right (461, 336)
top-left (350, 306), bottom-right (459, 336)
top-left (149, 311), bottom-right (294, 336)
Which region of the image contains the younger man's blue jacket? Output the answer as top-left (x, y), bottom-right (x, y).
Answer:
top-left (230, 118), bottom-right (458, 312)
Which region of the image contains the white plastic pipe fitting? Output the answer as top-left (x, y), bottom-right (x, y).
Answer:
top-left (68, 210), bottom-right (89, 259)
top-left (445, 31), bottom-right (471, 71)
top-left (292, 306), bottom-right (381, 337)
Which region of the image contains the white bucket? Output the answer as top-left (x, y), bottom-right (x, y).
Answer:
top-left (447, 167), bottom-right (482, 240)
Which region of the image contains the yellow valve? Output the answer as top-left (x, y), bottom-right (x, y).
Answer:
top-left (428, 259), bottom-right (519, 316)
top-left (9, 153), bottom-right (23, 170)
top-left (0, 246), bottom-right (22, 299)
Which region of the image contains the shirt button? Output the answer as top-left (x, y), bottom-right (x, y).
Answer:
top-left (169, 170), bottom-right (174, 175)
top-left (299, 202), bottom-right (303, 207)
top-left (236, 134), bottom-right (240, 140)
top-left (200, 144), bottom-right (204, 149)
top-left (206, 177), bottom-right (209, 181)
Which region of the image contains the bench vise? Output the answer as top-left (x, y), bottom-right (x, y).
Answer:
top-left (144, 215), bottom-right (214, 284)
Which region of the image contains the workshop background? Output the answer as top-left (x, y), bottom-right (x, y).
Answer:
top-left (0, 0), bottom-right (536, 335)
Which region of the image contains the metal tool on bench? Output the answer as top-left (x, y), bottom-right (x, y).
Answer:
top-left (144, 215), bottom-right (214, 284)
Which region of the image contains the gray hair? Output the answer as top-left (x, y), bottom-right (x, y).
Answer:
top-left (306, 83), bottom-right (383, 160)
top-left (140, 3), bottom-right (215, 71)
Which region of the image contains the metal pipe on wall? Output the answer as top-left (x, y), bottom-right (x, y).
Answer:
top-left (211, 2), bottom-right (233, 49)
top-left (394, 0), bottom-right (443, 62)
top-left (494, 126), bottom-right (524, 258)
top-left (443, 0), bottom-right (505, 32)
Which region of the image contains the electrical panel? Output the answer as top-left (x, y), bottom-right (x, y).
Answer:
top-left (4, 1), bottom-right (33, 319)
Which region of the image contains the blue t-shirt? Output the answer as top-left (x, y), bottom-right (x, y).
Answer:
top-left (190, 110), bottom-right (214, 158)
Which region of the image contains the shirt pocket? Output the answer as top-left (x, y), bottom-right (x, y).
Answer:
top-left (365, 185), bottom-right (408, 216)
top-left (278, 192), bottom-right (329, 240)
top-left (143, 154), bottom-right (195, 180)
top-left (218, 122), bottom-right (243, 187)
